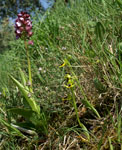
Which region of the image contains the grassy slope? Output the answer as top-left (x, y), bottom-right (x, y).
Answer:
top-left (0, 0), bottom-right (122, 149)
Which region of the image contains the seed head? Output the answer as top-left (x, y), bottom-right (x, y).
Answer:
top-left (15, 11), bottom-right (33, 39)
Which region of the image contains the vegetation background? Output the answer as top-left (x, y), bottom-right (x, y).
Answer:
top-left (0, 0), bottom-right (122, 149)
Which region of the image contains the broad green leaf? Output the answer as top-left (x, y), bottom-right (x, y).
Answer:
top-left (8, 108), bottom-right (36, 120)
top-left (8, 108), bottom-right (47, 134)
top-left (11, 123), bottom-right (37, 135)
top-left (14, 122), bottom-right (35, 129)
top-left (9, 75), bottom-right (40, 114)
top-left (32, 112), bottom-right (48, 135)
top-left (0, 118), bottom-right (24, 137)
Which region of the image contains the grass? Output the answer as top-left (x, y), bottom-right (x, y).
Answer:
top-left (0, 0), bottom-right (122, 149)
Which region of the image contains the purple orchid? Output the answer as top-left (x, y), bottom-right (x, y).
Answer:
top-left (15, 11), bottom-right (33, 39)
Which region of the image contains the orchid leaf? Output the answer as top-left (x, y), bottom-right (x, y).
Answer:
top-left (9, 75), bottom-right (40, 114)
top-left (0, 118), bottom-right (24, 137)
top-left (8, 107), bottom-right (47, 134)
top-left (8, 108), bottom-right (36, 120)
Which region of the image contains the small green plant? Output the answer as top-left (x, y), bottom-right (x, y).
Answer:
top-left (3, 11), bottom-right (48, 136)
top-left (65, 74), bottom-right (90, 141)
top-left (60, 58), bottom-right (100, 118)
top-left (60, 58), bottom-right (101, 141)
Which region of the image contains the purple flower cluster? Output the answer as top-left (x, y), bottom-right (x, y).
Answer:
top-left (15, 11), bottom-right (33, 39)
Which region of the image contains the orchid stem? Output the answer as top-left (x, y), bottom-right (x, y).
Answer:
top-left (71, 87), bottom-right (90, 140)
top-left (25, 41), bottom-right (33, 93)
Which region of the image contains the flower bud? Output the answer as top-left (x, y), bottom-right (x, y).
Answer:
top-left (28, 31), bottom-right (33, 37)
top-left (28, 40), bottom-right (34, 45)
top-left (17, 13), bottom-right (23, 17)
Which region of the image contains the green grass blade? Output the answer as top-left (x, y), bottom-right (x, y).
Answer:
top-left (108, 137), bottom-right (114, 150)
top-left (117, 114), bottom-right (121, 143)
